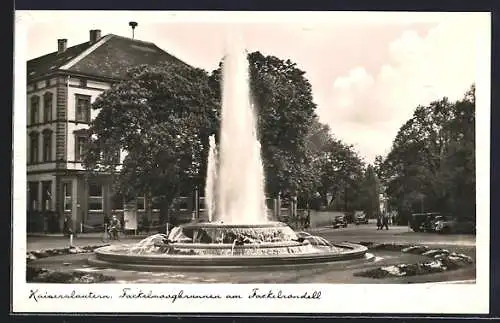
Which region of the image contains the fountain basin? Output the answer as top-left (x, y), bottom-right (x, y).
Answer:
top-left (89, 241), bottom-right (369, 271)
top-left (88, 222), bottom-right (370, 271)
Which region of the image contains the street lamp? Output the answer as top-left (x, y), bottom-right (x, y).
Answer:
top-left (129, 21), bottom-right (138, 39)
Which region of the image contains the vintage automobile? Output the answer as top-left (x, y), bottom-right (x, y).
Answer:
top-left (332, 214), bottom-right (348, 228)
top-left (353, 211), bottom-right (368, 225)
top-left (410, 212), bottom-right (441, 232)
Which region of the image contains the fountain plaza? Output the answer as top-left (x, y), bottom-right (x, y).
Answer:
top-left (26, 33), bottom-right (476, 285)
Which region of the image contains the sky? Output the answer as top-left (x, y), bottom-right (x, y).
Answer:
top-left (17, 11), bottom-right (487, 163)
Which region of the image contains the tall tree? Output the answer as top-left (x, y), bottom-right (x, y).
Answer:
top-left (380, 85), bottom-right (475, 222)
top-left (315, 139), bottom-right (365, 210)
top-left (83, 62), bottom-right (219, 224)
top-left (357, 165), bottom-right (382, 219)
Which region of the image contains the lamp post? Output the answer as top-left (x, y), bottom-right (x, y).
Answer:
top-left (129, 21), bottom-right (138, 39)
top-left (194, 185), bottom-right (200, 221)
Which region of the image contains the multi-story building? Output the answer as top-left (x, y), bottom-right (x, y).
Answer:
top-left (26, 29), bottom-right (200, 233)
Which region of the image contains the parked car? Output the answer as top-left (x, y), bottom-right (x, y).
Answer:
top-left (410, 212), bottom-right (441, 232)
top-left (354, 211), bottom-right (368, 225)
top-left (332, 214), bottom-right (348, 228)
top-left (435, 217), bottom-right (476, 234)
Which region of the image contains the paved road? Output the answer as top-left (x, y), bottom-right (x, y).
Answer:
top-left (26, 224), bottom-right (475, 251)
top-left (310, 224), bottom-right (475, 246)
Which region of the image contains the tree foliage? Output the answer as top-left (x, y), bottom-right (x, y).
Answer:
top-left (316, 139), bottom-right (365, 210)
top-left (84, 63), bottom-right (219, 222)
top-left (357, 165), bottom-right (382, 219)
top-left (379, 85), bottom-right (475, 222)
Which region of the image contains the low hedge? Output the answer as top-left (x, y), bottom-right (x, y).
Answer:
top-left (26, 244), bottom-right (109, 263)
top-left (27, 266), bottom-right (115, 283)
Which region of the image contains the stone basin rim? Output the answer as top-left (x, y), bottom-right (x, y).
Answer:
top-left (87, 252), bottom-right (375, 272)
top-left (94, 242), bottom-right (367, 260)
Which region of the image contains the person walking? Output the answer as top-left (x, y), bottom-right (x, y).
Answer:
top-left (63, 214), bottom-right (73, 237)
top-left (376, 214), bottom-right (382, 230)
top-left (382, 213), bottom-right (389, 230)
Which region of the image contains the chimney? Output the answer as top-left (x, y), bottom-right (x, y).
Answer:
top-left (57, 39), bottom-right (67, 54)
top-left (89, 29), bottom-right (102, 44)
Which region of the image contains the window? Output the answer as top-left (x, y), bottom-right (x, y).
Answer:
top-left (41, 181), bottom-right (52, 211)
top-left (28, 182), bottom-right (39, 211)
top-left (88, 183), bottom-right (103, 211)
top-left (75, 135), bottom-right (86, 161)
top-left (178, 197), bottom-right (189, 211)
top-left (63, 182), bottom-right (72, 212)
top-left (43, 92), bottom-right (53, 122)
top-left (42, 130), bottom-right (53, 162)
top-left (29, 132), bottom-right (39, 164)
top-left (111, 193), bottom-right (124, 210)
top-left (152, 196), bottom-right (161, 211)
top-left (199, 197), bottom-right (206, 211)
top-left (137, 197), bottom-right (145, 210)
top-left (75, 95), bottom-right (91, 123)
top-left (30, 96), bottom-right (40, 125)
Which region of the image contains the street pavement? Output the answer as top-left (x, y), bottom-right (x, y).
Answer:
top-left (310, 224), bottom-right (476, 246)
top-left (25, 223), bottom-right (475, 252)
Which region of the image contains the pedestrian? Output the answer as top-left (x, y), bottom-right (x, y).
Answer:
top-left (63, 214), bottom-right (73, 237)
top-left (120, 213), bottom-right (125, 232)
top-left (305, 213), bottom-right (311, 229)
top-left (382, 213), bottom-right (389, 230)
top-left (109, 214), bottom-right (121, 240)
top-left (376, 214), bottom-right (382, 230)
top-left (103, 213), bottom-right (110, 231)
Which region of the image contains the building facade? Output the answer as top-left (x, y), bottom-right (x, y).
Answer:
top-left (26, 29), bottom-right (197, 233)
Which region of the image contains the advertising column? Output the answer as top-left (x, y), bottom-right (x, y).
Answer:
top-left (124, 199), bottom-right (138, 234)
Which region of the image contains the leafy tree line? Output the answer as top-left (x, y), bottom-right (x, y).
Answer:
top-left (375, 85), bottom-right (476, 224)
top-left (83, 51), bottom-right (382, 224)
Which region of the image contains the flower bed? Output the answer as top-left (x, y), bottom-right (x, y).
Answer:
top-left (354, 243), bottom-right (474, 279)
top-left (26, 244), bottom-right (109, 263)
top-left (27, 266), bottom-right (115, 283)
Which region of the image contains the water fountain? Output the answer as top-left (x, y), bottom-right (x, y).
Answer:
top-left (88, 32), bottom-right (369, 271)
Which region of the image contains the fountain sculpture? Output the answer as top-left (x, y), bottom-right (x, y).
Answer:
top-left (89, 32), bottom-right (368, 271)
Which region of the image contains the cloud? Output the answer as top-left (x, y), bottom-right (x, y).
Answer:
top-left (318, 16), bottom-right (483, 163)
top-left (21, 11), bottom-right (486, 164)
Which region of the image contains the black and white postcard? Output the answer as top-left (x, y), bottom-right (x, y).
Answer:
top-left (12, 10), bottom-right (491, 314)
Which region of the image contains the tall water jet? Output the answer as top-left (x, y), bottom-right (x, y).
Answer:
top-left (205, 135), bottom-right (218, 222)
top-left (215, 33), bottom-right (268, 224)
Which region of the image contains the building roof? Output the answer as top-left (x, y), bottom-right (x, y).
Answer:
top-left (27, 34), bottom-right (188, 82)
top-left (27, 42), bottom-right (93, 81)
